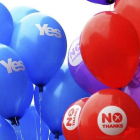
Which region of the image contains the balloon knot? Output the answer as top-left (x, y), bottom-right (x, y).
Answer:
top-left (55, 133), bottom-right (59, 140)
top-left (10, 117), bottom-right (20, 126)
top-left (39, 86), bottom-right (44, 92)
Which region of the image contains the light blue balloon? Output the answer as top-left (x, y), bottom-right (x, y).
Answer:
top-left (0, 44), bottom-right (30, 121)
top-left (49, 132), bottom-right (65, 140)
top-left (11, 13), bottom-right (67, 86)
top-left (18, 106), bottom-right (49, 140)
top-left (0, 3), bottom-right (14, 45)
top-left (0, 116), bottom-right (17, 140)
top-left (34, 65), bottom-right (90, 136)
top-left (10, 6), bottom-right (39, 27)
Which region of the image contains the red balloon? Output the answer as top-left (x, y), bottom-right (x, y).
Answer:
top-left (62, 97), bottom-right (89, 140)
top-left (80, 11), bottom-right (140, 88)
top-left (79, 89), bottom-right (140, 140)
top-left (115, 0), bottom-right (140, 42)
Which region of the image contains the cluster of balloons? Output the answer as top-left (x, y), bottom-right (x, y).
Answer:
top-left (62, 0), bottom-right (140, 140)
top-left (0, 2), bottom-right (69, 140)
top-left (34, 65), bottom-right (90, 137)
top-left (0, 0), bottom-right (140, 140)
top-left (62, 90), bottom-right (140, 140)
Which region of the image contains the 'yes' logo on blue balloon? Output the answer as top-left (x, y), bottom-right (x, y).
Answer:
top-left (0, 58), bottom-right (25, 74)
top-left (35, 24), bottom-right (62, 38)
top-left (11, 13), bottom-right (67, 86)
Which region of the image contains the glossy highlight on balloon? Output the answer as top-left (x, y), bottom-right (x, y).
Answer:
top-left (68, 37), bottom-right (110, 94)
top-left (10, 6), bottom-right (39, 27)
top-left (11, 13), bottom-right (67, 86)
top-left (80, 11), bottom-right (140, 88)
top-left (34, 65), bottom-right (90, 136)
top-left (62, 97), bottom-right (89, 140)
top-left (79, 89), bottom-right (140, 140)
top-left (115, 0), bottom-right (140, 45)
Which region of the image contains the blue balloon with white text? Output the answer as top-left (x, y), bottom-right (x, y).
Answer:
top-left (10, 6), bottom-right (39, 27)
top-left (0, 116), bottom-right (17, 140)
top-left (0, 2), bottom-right (14, 45)
top-left (11, 13), bottom-right (67, 86)
top-left (34, 65), bottom-right (90, 136)
top-left (0, 44), bottom-right (29, 120)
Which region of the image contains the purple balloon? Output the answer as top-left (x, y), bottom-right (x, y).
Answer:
top-left (68, 37), bottom-right (110, 94)
top-left (122, 61), bottom-right (140, 108)
top-left (87, 0), bottom-right (115, 5)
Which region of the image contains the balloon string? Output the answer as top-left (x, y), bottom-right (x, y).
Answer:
top-left (39, 91), bottom-right (42, 140)
top-left (13, 125), bottom-right (19, 140)
top-left (15, 117), bottom-right (24, 140)
top-left (33, 109), bottom-right (39, 140)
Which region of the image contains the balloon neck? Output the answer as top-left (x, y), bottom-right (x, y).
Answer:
top-left (106, 0), bottom-right (114, 4)
top-left (119, 88), bottom-right (122, 90)
top-left (10, 117), bottom-right (20, 126)
top-left (55, 133), bottom-right (59, 140)
top-left (38, 85), bottom-right (44, 92)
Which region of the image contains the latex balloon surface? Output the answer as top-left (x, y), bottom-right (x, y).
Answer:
top-left (79, 89), bottom-right (140, 140)
top-left (115, 0), bottom-right (140, 44)
top-left (10, 6), bottom-right (39, 27)
top-left (80, 11), bottom-right (140, 88)
top-left (62, 98), bottom-right (89, 140)
top-left (34, 65), bottom-right (90, 136)
top-left (0, 2), bottom-right (13, 45)
top-left (11, 13), bottom-right (67, 86)
top-left (0, 44), bottom-right (29, 120)
top-left (18, 106), bottom-right (49, 140)
top-left (68, 37), bottom-right (110, 94)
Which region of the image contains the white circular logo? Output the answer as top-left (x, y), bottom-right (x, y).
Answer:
top-left (97, 106), bottom-right (127, 136)
top-left (64, 105), bottom-right (81, 130)
top-left (68, 38), bottom-right (83, 66)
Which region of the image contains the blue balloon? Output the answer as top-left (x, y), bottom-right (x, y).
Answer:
top-left (0, 44), bottom-right (30, 121)
top-left (0, 116), bottom-right (17, 140)
top-left (0, 3), bottom-right (14, 45)
top-left (87, 0), bottom-right (115, 5)
top-left (10, 6), bottom-right (39, 27)
top-left (15, 81), bottom-right (34, 121)
top-left (49, 132), bottom-right (65, 140)
top-left (34, 65), bottom-right (90, 136)
top-left (11, 13), bottom-right (67, 86)
top-left (18, 106), bottom-right (49, 140)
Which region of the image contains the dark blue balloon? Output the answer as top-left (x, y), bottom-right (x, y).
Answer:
top-left (0, 44), bottom-right (30, 120)
top-left (87, 0), bottom-right (115, 5)
top-left (0, 116), bottom-right (17, 140)
top-left (49, 132), bottom-right (65, 140)
top-left (0, 3), bottom-right (14, 45)
top-left (11, 13), bottom-right (67, 86)
top-left (10, 6), bottom-right (39, 27)
top-left (18, 106), bottom-right (49, 140)
top-left (34, 65), bottom-right (90, 136)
